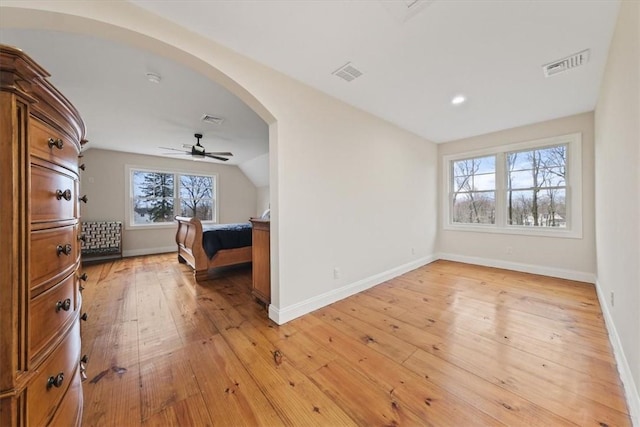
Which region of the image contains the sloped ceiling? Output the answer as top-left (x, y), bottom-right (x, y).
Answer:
top-left (0, 1), bottom-right (621, 188)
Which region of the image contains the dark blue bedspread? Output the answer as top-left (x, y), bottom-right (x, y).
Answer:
top-left (202, 222), bottom-right (252, 259)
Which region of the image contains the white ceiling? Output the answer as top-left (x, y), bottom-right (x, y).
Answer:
top-left (0, 28), bottom-right (269, 166)
top-left (130, 0), bottom-right (620, 143)
top-left (0, 0), bottom-right (621, 170)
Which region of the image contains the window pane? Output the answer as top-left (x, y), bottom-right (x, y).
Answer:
top-left (180, 199), bottom-right (214, 221)
top-left (509, 170), bottom-right (533, 189)
top-left (178, 174), bottom-right (215, 221)
top-left (544, 168), bottom-right (565, 187)
top-left (452, 192), bottom-right (495, 224)
top-left (133, 171), bottom-right (174, 198)
top-left (507, 189), bottom-right (566, 227)
top-left (133, 197), bottom-right (174, 224)
top-left (453, 175), bottom-right (472, 192)
top-left (131, 170), bottom-right (175, 225)
top-left (537, 145), bottom-right (566, 167)
top-left (538, 188), bottom-right (566, 227)
top-left (507, 152), bottom-right (531, 171)
top-left (473, 173), bottom-right (495, 191)
top-left (179, 175), bottom-right (213, 198)
top-left (453, 156), bottom-right (495, 178)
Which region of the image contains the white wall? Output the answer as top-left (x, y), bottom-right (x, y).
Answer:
top-left (1, 3), bottom-right (439, 322)
top-left (80, 149), bottom-right (257, 256)
top-left (438, 112), bottom-right (596, 282)
top-left (594, 0), bottom-right (640, 422)
top-left (256, 186), bottom-right (270, 217)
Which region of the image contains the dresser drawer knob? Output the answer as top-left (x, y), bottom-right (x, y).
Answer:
top-left (79, 273), bottom-right (88, 281)
top-left (56, 189), bottom-right (72, 201)
top-left (48, 138), bottom-right (64, 150)
top-left (79, 163), bottom-right (86, 171)
top-left (56, 244), bottom-right (72, 256)
top-left (80, 354), bottom-right (89, 381)
top-left (81, 312), bottom-right (88, 321)
top-left (79, 194), bottom-right (88, 203)
top-left (46, 372), bottom-right (64, 389)
top-left (55, 298), bottom-right (71, 312)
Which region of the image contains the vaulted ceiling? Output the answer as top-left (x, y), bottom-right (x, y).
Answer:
top-left (0, 1), bottom-right (620, 172)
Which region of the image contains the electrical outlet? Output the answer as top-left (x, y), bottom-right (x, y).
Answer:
top-left (610, 291), bottom-right (614, 307)
top-left (333, 267), bottom-right (340, 280)
top-left (506, 246), bottom-right (513, 255)
top-left (411, 247), bottom-right (415, 255)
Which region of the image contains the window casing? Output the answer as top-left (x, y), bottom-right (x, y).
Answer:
top-left (443, 133), bottom-right (582, 238)
top-left (127, 166), bottom-right (217, 228)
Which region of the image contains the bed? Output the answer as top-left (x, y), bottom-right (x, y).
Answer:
top-left (175, 216), bottom-right (252, 281)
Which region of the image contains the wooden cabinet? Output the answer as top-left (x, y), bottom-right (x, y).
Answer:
top-left (250, 219), bottom-right (271, 306)
top-left (0, 45), bottom-right (87, 426)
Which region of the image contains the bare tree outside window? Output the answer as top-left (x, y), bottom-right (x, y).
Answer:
top-left (131, 169), bottom-right (216, 226)
top-left (452, 156), bottom-right (496, 224)
top-left (179, 175), bottom-right (215, 221)
top-left (507, 144), bottom-right (566, 228)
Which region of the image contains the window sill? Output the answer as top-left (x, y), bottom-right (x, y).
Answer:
top-left (125, 222), bottom-right (177, 231)
top-left (443, 223), bottom-right (582, 239)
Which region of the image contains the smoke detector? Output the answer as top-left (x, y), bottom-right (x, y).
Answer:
top-left (543, 49), bottom-right (590, 77)
top-left (332, 62), bottom-right (363, 82)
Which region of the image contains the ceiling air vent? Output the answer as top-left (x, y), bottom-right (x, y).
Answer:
top-left (332, 62), bottom-right (363, 82)
top-left (543, 49), bottom-right (590, 77)
top-left (201, 114), bottom-right (225, 125)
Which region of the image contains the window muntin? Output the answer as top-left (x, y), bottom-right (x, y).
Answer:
top-left (451, 156), bottom-right (496, 224)
top-left (130, 168), bottom-right (216, 227)
top-left (506, 144), bottom-right (567, 228)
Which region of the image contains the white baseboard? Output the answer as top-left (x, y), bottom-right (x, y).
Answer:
top-left (436, 252), bottom-right (596, 284)
top-left (269, 254), bottom-right (437, 325)
top-left (122, 246), bottom-right (177, 258)
top-left (595, 280), bottom-right (640, 426)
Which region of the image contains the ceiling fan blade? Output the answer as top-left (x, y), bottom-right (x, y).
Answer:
top-left (160, 147), bottom-right (190, 153)
top-left (207, 152), bottom-right (233, 156)
top-left (182, 144), bottom-right (194, 149)
top-left (204, 154), bottom-right (229, 161)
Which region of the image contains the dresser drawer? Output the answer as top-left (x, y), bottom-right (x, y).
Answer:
top-left (48, 365), bottom-right (83, 427)
top-left (31, 163), bottom-right (78, 224)
top-left (27, 320), bottom-right (81, 427)
top-left (29, 273), bottom-right (78, 363)
top-left (30, 118), bottom-right (80, 174)
top-left (30, 225), bottom-right (78, 295)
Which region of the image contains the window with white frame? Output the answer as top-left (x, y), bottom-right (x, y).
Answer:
top-left (506, 144), bottom-right (567, 228)
top-left (443, 133), bottom-right (582, 238)
top-left (129, 168), bottom-right (217, 227)
top-left (452, 155), bottom-right (496, 224)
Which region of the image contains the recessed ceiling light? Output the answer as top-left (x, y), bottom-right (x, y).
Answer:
top-left (146, 72), bottom-right (161, 84)
top-left (451, 95), bottom-right (466, 105)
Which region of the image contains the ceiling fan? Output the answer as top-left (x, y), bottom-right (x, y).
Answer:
top-left (161, 133), bottom-right (233, 161)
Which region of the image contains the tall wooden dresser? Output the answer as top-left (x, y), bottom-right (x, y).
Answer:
top-left (249, 219), bottom-right (271, 306)
top-left (0, 45), bottom-right (87, 426)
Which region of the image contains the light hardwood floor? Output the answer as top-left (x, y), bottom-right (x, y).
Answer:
top-left (80, 254), bottom-right (631, 426)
